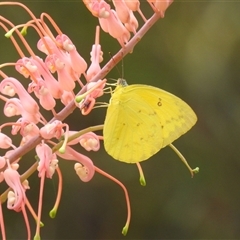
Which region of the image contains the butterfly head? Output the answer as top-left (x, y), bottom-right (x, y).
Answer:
top-left (117, 78), bottom-right (128, 87)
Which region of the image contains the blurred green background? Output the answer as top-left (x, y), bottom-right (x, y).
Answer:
top-left (0, 0), bottom-right (240, 239)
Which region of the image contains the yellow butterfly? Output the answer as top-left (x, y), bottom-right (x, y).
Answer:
top-left (103, 79), bottom-right (197, 163)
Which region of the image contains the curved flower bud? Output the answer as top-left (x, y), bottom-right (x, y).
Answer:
top-left (38, 35), bottom-right (81, 91)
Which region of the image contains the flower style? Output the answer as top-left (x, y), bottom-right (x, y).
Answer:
top-left (0, 1), bottom-right (198, 240)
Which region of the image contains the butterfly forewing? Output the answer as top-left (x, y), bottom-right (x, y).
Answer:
top-left (104, 85), bottom-right (164, 163)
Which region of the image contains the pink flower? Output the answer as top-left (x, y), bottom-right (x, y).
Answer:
top-left (3, 167), bottom-right (27, 212)
top-left (38, 35), bottom-right (87, 92)
top-left (16, 57), bottom-right (63, 99)
top-left (76, 79), bottom-right (106, 115)
top-left (4, 98), bottom-right (41, 123)
top-left (36, 143), bottom-right (58, 178)
top-left (0, 77), bottom-right (39, 115)
top-left (57, 146), bottom-right (95, 182)
top-left (11, 118), bottom-right (40, 141)
top-left (45, 54), bottom-right (76, 91)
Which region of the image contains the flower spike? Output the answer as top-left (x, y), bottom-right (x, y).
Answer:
top-left (0, 2), bottom-right (199, 240)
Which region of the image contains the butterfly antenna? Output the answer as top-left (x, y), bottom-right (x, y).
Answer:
top-left (109, 52), bottom-right (123, 79)
top-left (121, 53), bottom-right (124, 79)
